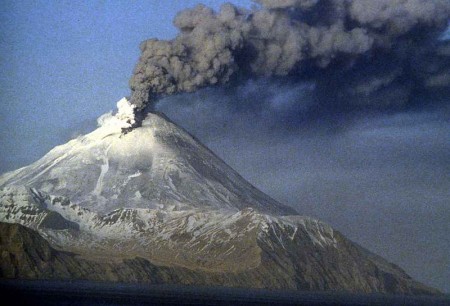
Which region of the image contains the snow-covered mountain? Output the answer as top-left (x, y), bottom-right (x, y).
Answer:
top-left (0, 99), bottom-right (438, 294)
top-left (0, 98), bottom-right (294, 216)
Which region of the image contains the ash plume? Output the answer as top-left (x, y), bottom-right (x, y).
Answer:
top-left (129, 0), bottom-right (450, 120)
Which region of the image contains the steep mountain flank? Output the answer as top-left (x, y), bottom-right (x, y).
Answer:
top-left (0, 103), bottom-right (440, 294)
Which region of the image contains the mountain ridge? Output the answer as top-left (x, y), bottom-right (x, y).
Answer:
top-left (0, 99), bottom-right (440, 295)
top-left (0, 106), bottom-right (296, 216)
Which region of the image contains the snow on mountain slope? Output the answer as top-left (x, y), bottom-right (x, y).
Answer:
top-left (0, 98), bottom-right (439, 294)
top-left (0, 186), bottom-right (437, 294)
top-left (0, 186), bottom-right (335, 271)
top-left (0, 98), bottom-right (295, 216)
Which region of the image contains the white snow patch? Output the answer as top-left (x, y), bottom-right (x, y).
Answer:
top-left (93, 143), bottom-right (113, 197)
top-left (128, 171), bottom-right (142, 179)
top-left (22, 153), bottom-right (69, 185)
top-left (134, 191), bottom-right (142, 200)
top-left (186, 215), bottom-right (196, 232)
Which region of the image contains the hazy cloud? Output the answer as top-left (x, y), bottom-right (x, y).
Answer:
top-left (156, 82), bottom-right (450, 292)
top-left (129, 0), bottom-right (450, 117)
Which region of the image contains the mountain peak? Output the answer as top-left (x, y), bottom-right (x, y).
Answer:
top-left (0, 98), bottom-right (440, 295)
top-left (0, 99), bottom-right (296, 215)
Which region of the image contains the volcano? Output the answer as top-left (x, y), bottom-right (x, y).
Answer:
top-left (0, 99), bottom-right (438, 294)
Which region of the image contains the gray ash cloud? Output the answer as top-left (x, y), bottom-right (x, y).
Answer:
top-left (129, 0), bottom-right (450, 116)
top-left (125, 0), bottom-right (450, 291)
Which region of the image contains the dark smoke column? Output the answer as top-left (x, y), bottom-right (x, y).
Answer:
top-left (128, 0), bottom-right (450, 126)
top-left (129, 4), bottom-right (251, 119)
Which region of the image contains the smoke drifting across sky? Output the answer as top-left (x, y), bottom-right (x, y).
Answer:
top-left (129, 0), bottom-right (450, 115)
top-left (130, 0), bottom-right (450, 292)
top-left (155, 75), bottom-right (450, 294)
top-left (1, 0), bottom-right (448, 294)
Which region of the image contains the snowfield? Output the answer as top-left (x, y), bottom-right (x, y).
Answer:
top-left (0, 98), bottom-right (438, 294)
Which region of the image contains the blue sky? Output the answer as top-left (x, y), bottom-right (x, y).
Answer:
top-left (0, 1), bottom-right (448, 172)
top-left (0, 0), bottom-right (253, 171)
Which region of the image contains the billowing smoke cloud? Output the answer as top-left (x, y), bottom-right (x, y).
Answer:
top-left (129, 0), bottom-right (450, 121)
top-left (125, 0), bottom-right (450, 291)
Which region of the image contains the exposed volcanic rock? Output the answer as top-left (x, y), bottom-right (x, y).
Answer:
top-left (0, 221), bottom-right (438, 294)
top-left (0, 100), bottom-right (440, 294)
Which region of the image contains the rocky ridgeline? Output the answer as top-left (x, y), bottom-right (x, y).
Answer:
top-left (0, 101), bottom-right (440, 294)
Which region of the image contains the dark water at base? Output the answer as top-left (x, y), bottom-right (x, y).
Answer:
top-left (1, 280), bottom-right (448, 306)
